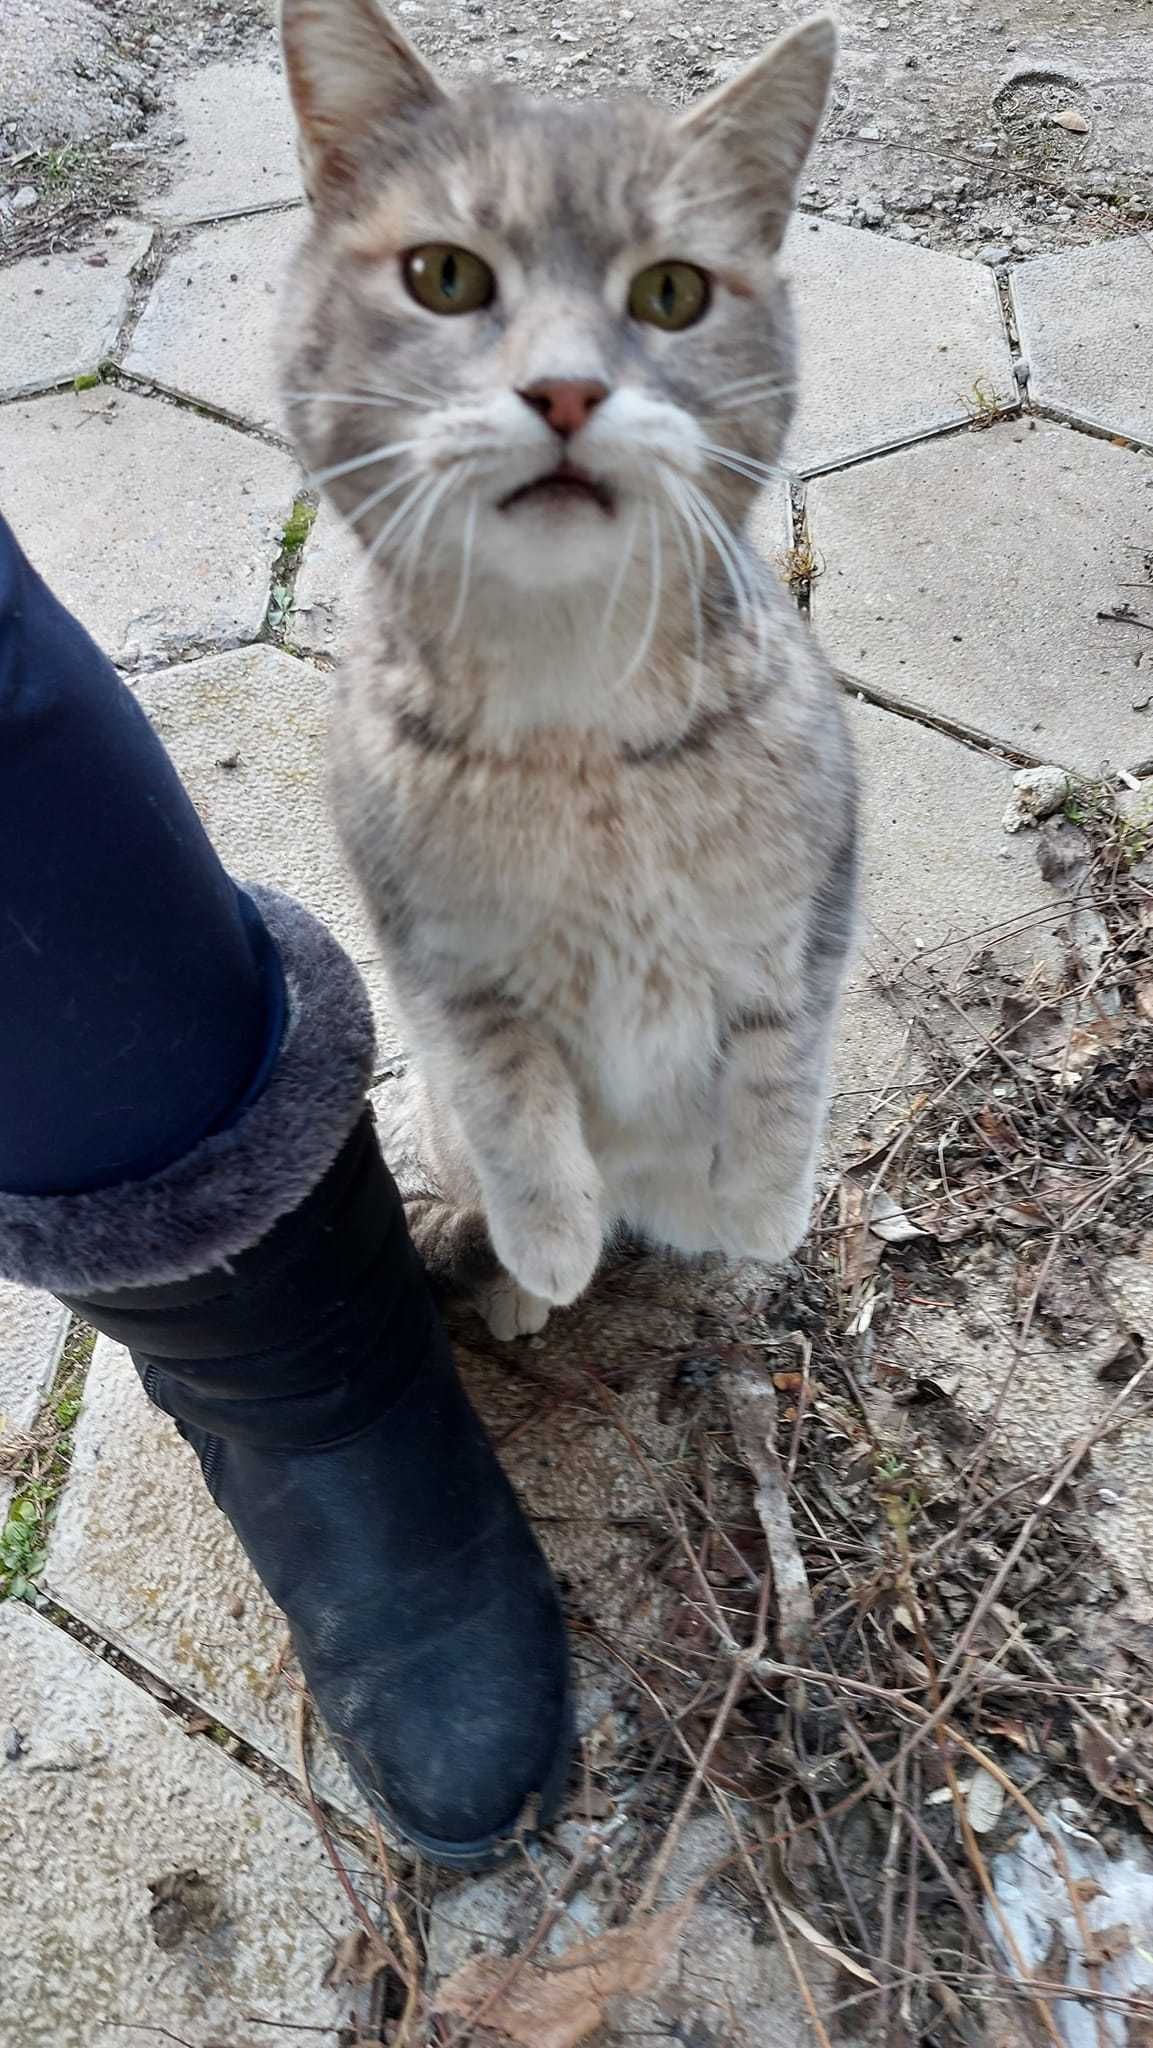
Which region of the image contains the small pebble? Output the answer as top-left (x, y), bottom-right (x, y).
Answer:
top-left (11, 185), bottom-right (38, 211)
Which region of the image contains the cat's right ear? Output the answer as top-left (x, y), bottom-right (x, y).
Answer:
top-left (674, 13), bottom-right (838, 250)
top-left (280, 0), bottom-right (445, 203)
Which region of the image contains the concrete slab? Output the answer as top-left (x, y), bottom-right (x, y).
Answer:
top-left (0, 1284), bottom-right (69, 1518)
top-left (0, 388), bottom-right (295, 668)
top-left (150, 56), bottom-right (303, 225)
top-left (784, 218), bottom-right (1016, 475)
top-left (44, 1334), bottom-right (364, 1815)
top-left (0, 220), bottom-right (151, 401)
top-left (881, 1257), bottom-right (1153, 1624)
top-left (744, 481), bottom-right (794, 588)
top-left (0, 1601), bottom-right (365, 2048)
top-left (807, 420), bottom-right (1153, 775)
top-left (133, 645), bottom-right (401, 1057)
top-left (830, 696), bottom-right (1064, 1142)
top-left (123, 211), bottom-right (301, 432)
top-left (1012, 237), bottom-right (1153, 450)
top-left (289, 506), bottom-right (364, 657)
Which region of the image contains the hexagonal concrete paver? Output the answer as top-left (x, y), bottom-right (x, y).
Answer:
top-left (289, 505), bottom-right (364, 656)
top-left (132, 644), bottom-right (401, 1056)
top-left (1013, 236), bottom-right (1153, 450)
top-left (0, 1601), bottom-right (364, 2048)
top-left (149, 55), bottom-right (302, 224)
top-left (0, 1283), bottom-right (68, 1518)
top-left (829, 695), bottom-right (1064, 1141)
top-left (44, 1334), bottom-right (364, 1815)
top-left (0, 387), bottom-right (296, 668)
top-left (123, 210), bottom-right (301, 432)
top-left (0, 220), bottom-right (152, 402)
top-left (784, 218), bottom-right (1016, 475)
top-left (807, 419), bottom-right (1153, 774)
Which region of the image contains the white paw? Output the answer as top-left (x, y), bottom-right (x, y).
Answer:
top-left (478, 1274), bottom-right (552, 1341)
top-left (488, 1188), bottom-right (603, 1309)
top-left (711, 1189), bottom-right (810, 1266)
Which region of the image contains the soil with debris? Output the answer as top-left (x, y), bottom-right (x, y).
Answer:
top-left (2, 0), bottom-right (1151, 263)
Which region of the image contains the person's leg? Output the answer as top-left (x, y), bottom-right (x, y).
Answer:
top-left (0, 516), bottom-right (570, 1863)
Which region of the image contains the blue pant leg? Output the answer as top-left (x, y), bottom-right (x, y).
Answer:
top-left (0, 514), bottom-right (285, 1196)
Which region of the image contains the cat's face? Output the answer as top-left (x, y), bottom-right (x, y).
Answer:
top-left (281, 2), bottom-right (835, 605)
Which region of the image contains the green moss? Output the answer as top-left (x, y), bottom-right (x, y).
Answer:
top-left (0, 1321), bottom-right (95, 1604)
top-left (281, 497), bottom-right (317, 555)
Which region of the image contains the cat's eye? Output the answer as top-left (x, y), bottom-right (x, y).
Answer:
top-left (628, 261), bottom-right (710, 332)
top-left (403, 243), bottom-right (495, 316)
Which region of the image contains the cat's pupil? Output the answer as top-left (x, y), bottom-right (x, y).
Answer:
top-left (441, 251), bottom-right (458, 299)
top-left (659, 271), bottom-right (675, 318)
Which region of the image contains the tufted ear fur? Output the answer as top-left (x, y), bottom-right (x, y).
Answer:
top-left (279, 0), bottom-right (445, 202)
top-left (674, 13), bottom-right (838, 250)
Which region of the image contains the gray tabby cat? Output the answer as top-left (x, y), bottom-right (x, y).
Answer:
top-left (280, 0), bottom-right (858, 1337)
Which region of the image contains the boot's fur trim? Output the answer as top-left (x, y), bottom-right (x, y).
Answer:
top-left (0, 889), bottom-right (376, 1292)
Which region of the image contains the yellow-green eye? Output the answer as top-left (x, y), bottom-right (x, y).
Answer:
top-left (628, 261), bottom-right (710, 331)
top-left (403, 244), bottom-right (495, 316)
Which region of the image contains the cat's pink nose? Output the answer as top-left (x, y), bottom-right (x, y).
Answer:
top-left (518, 377), bottom-right (609, 438)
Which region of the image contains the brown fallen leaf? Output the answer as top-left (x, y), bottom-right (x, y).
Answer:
top-left (433, 1899), bottom-right (691, 2048)
top-left (324, 1925), bottom-right (390, 1989)
top-left (1084, 1922), bottom-right (1131, 1966)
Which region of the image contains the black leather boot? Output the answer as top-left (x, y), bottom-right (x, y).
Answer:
top-left (0, 890), bottom-right (571, 1867)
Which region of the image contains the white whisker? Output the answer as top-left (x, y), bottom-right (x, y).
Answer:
top-left (712, 370), bottom-right (797, 402)
top-left (346, 465), bottom-right (422, 531)
top-left (680, 477), bottom-right (760, 656)
top-left (600, 505), bottom-right (642, 649)
top-left (448, 492), bottom-right (479, 640)
top-left (362, 472), bottom-right (441, 573)
top-left (285, 380), bottom-right (443, 411)
top-left (700, 439), bottom-right (785, 482)
top-left (662, 477), bottom-right (705, 683)
top-left (309, 438), bottom-right (426, 490)
top-left (398, 469), bottom-right (457, 607)
top-left (618, 499), bottom-right (663, 691)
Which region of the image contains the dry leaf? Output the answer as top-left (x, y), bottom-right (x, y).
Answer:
top-left (776, 1898), bottom-right (880, 1986)
top-left (867, 1187), bottom-right (928, 1244)
top-left (434, 1900), bottom-right (691, 2048)
top-left (1051, 107), bottom-right (1089, 131)
top-left (966, 1767), bottom-right (1006, 1835)
top-left (324, 1926), bottom-right (389, 1989)
top-left (1084, 1922), bottom-right (1132, 1966)
top-left (1137, 981), bottom-right (1153, 1023)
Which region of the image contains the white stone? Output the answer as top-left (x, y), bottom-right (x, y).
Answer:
top-left (0, 221), bottom-right (152, 401)
top-left (0, 1601), bottom-right (366, 2048)
top-left (1002, 763), bottom-right (1071, 833)
top-left (807, 419), bottom-right (1153, 774)
top-left (0, 1284), bottom-right (68, 1518)
top-left (132, 644), bottom-right (401, 1054)
top-left (149, 55), bottom-right (303, 224)
top-left (0, 388), bottom-right (297, 667)
top-left (1012, 236), bottom-right (1153, 449)
top-left (784, 218), bottom-right (1016, 473)
top-left (289, 505), bottom-right (365, 656)
top-left (123, 210), bottom-right (302, 431)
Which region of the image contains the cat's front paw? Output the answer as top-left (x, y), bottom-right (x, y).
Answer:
top-left (489, 1194), bottom-right (603, 1309)
top-left (711, 1186), bottom-right (811, 1266)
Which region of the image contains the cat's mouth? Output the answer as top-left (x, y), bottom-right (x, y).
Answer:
top-left (498, 460), bottom-right (616, 517)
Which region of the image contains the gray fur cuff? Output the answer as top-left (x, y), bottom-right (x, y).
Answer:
top-left (0, 888), bottom-right (376, 1295)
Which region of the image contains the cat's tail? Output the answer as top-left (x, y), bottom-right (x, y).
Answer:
top-left (404, 1192), bottom-right (499, 1297)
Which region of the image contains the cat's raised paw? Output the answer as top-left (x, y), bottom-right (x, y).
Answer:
top-left (478, 1274), bottom-right (552, 1341)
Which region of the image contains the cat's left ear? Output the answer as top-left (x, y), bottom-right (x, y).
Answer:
top-left (675, 13), bottom-right (838, 250)
top-left (280, 0), bottom-right (446, 204)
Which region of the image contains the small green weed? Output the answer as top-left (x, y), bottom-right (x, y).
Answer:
top-left (0, 1320), bottom-right (95, 1605)
top-left (280, 497), bottom-right (317, 555)
top-left (73, 370), bottom-right (102, 393)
